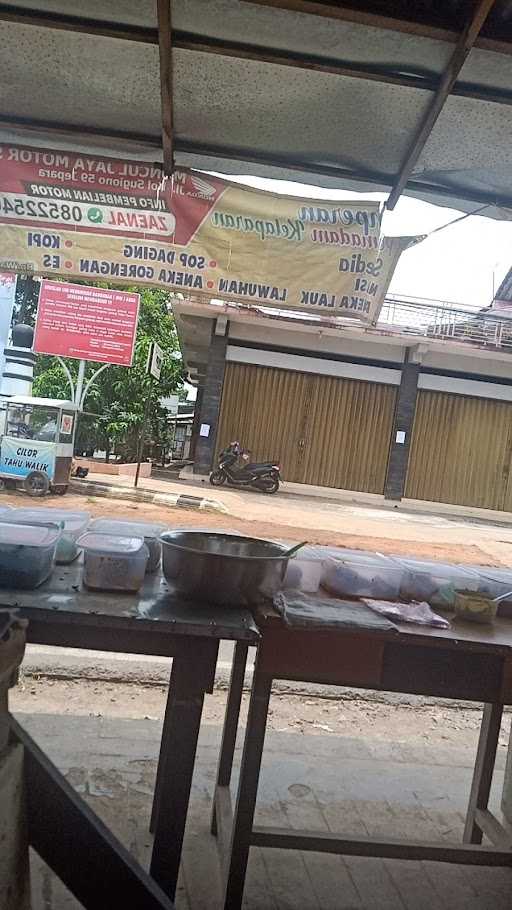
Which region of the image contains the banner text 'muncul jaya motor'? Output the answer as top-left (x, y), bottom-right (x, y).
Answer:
top-left (0, 144), bottom-right (418, 322)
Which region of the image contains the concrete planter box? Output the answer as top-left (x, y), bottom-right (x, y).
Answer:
top-left (76, 459), bottom-right (152, 478)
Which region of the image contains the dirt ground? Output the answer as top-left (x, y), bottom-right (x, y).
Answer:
top-left (11, 676), bottom-right (512, 752)
top-left (0, 488), bottom-right (497, 565)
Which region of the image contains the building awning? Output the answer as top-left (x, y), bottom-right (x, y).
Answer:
top-left (1, 1), bottom-right (512, 216)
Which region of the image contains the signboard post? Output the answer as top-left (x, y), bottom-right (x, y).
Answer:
top-left (134, 342), bottom-right (163, 488)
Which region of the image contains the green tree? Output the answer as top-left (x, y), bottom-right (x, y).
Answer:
top-left (33, 286), bottom-right (184, 460)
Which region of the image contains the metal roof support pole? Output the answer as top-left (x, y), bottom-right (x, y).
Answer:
top-left (386, 0), bottom-right (496, 210)
top-left (157, 0), bottom-right (174, 176)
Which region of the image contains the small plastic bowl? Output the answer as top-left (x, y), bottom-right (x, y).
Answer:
top-left (453, 591), bottom-right (497, 624)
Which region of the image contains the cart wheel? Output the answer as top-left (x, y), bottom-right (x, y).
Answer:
top-left (23, 471), bottom-right (50, 497)
top-left (52, 485), bottom-right (68, 496)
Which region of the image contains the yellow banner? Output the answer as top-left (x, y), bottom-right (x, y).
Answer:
top-left (0, 145), bottom-right (417, 322)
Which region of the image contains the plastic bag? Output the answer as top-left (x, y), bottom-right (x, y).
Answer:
top-left (362, 598), bottom-right (450, 629)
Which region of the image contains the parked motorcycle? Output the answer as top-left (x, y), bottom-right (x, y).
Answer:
top-left (71, 462), bottom-right (89, 479)
top-left (210, 442), bottom-right (281, 494)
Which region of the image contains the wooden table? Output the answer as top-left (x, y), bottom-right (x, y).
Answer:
top-left (213, 605), bottom-right (512, 909)
top-left (0, 563), bottom-right (259, 907)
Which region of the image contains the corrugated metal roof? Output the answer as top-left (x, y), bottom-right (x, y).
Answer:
top-left (1, 1), bottom-right (512, 214)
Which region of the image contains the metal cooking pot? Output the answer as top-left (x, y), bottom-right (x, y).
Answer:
top-left (160, 530), bottom-right (291, 606)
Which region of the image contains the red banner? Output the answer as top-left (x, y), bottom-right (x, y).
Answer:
top-left (34, 280), bottom-right (140, 365)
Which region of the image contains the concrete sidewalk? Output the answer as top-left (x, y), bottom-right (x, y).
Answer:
top-left (82, 469), bottom-right (512, 527)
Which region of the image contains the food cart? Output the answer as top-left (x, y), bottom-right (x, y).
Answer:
top-left (0, 395), bottom-right (78, 496)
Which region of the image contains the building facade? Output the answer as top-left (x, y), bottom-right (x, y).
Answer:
top-left (174, 296), bottom-right (512, 511)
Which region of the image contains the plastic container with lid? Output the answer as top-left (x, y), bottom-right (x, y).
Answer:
top-left (284, 546), bottom-right (324, 593)
top-left (0, 522), bottom-right (60, 588)
top-left (464, 565), bottom-right (512, 603)
top-left (89, 518), bottom-right (167, 573)
top-left (1, 508), bottom-right (90, 564)
top-left (393, 558), bottom-right (479, 607)
top-left (321, 553), bottom-right (404, 600)
top-left (78, 533), bottom-right (149, 592)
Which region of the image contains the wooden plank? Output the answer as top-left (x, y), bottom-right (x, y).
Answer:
top-left (475, 809), bottom-right (512, 848)
top-left (382, 643), bottom-right (504, 703)
top-left (214, 786), bottom-right (234, 880)
top-left (464, 703), bottom-right (503, 844)
top-left (150, 651), bottom-right (213, 901)
top-left (3, 6), bottom-right (512, 104)
top-left (251, 827), bottom-right (512, 865)
top-left (157, 0), bottom-right (174, 175)
top-left (258, 628), bottom-right (384, 687)
top-left (10, 717), bottom-right (175, 910)
top-left (223, 669), bottom-right (273, 909)
top-left (150, 638), bottom-right (217, 834)
top-left (387, 0), bottom-right (497, 208)
top-left (240, 0), bottom-right (512, 54)
top-left (214, 643), bottom-right (248, 788)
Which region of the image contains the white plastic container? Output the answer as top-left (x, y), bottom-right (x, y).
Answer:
top-left (2, 508), bottom-right (90, 564)
top-left (89, 518), bottom-right (167, 573)
top-left (0, 522), bottom-right (60, 588)
top-left (79, 533), bottom-right (149, 592)
top-left (321, 554), bottom-right (404, 600)
top-left (395, 558), bottom-right (479, 607)
top-left (284, 549), bottom-right (324, 593)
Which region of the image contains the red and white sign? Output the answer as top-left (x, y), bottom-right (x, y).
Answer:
top-left (34, 280), bottom-right (140, 365)
top-left (0, 145), bottom-right (179, 241)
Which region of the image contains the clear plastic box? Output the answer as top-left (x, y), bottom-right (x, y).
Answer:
top-left (89, 518), bottom-right (167, 573)
top-left (79, 533), bottom-right (148, 592)
top-left (466, 565), bottom-right (512, 602)
top-left (321, 554), bottom-right (404, 600)
top-left (393, 558), bottom-right (479, 607)
top-left (2, 507), bottom-right (90, 564)
top-left (0, 522), bottom-right (60, 588)
top-left (284, 549), bottom-right (324, 593)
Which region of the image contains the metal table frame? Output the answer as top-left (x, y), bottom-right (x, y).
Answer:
top-left (0, 567), bottom-right (259, 904)
top-left (213, 616), bottom-right (512, 910)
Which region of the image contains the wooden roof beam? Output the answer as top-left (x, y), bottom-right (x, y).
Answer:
top-left (157, 0), bottom-right (174, 176)
top-left (386, 0), bottom-right (496, 210)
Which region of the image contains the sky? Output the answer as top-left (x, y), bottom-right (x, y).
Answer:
top-left (219, 173), bottom-right (512, 310)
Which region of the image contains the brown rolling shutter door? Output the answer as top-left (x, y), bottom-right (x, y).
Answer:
top-left (406, 390), bottom-right (512, 510)
top-left (217, 362), bottom-right (397, 493)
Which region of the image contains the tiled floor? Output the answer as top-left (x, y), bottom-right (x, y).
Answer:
top-left (16, 705), bottom-right (512, 910)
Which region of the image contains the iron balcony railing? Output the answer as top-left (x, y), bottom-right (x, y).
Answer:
top-left (379, 294), bottom-right (512, 350)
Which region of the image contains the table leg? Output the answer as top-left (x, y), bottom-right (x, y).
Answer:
top-left (463, 702), bottom-right (503, 844)
top-left (150, 638), bottom-right (218, 901)
top-left (211, 642), bottom-right (249, 835)
top-left (222, 663), bottom-right (272, 910)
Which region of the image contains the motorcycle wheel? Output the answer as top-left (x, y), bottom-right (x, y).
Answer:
top-left (210, 469), bottom-right (227, 486)
top-left (256, 476), bottom-right (279, 494)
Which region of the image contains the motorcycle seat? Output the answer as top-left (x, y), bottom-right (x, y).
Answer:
top-left (245, 462), bottom-right (278, 473)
